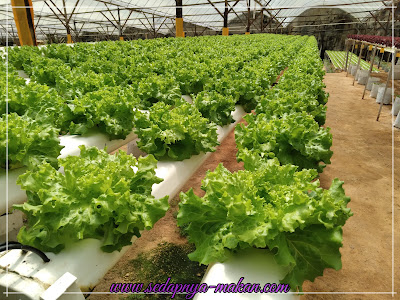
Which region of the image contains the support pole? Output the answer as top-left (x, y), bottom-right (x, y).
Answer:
top-left (118, 8), bottom-right (123, 40)
top-left (222, 0), bottom-right (229, 36)
top-left (378, 47), bottom-right (385, 69)
top-left (152, 15), bottom-right (156, 38)
top-left (246, 0), bottom-right (250, 34)
top-left (353, 42), bottom-right (364, 86)
top-left (62, 0), bottom-right (72, 43)
top-left (362, 45), bottom-right (377, 99)
top-left (11, 0), bottom-right (37, 46)
top-left (175, 0), bottom-right (184, 37)
top-left (343, 39), bottom-right (349, 71)
top-left (346, 40), bottom-right (355, 76)
top-left (73, 20), bottom-right (78, 42)
top-left (367, 44), bottom-right (373, 62)
top-left (377, 50), bottom-right (397, 121)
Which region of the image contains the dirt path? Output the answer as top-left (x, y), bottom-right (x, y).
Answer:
top-left (301, 72), bottom-right (400, 299)
top-left (90, 72), bottom-right (400, 299)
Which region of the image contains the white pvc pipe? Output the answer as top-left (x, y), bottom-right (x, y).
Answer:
top-left (195, 248), bottom-right (298, 300)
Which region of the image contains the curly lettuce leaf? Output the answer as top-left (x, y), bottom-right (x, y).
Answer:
top-left (235, 112), bottom-right (333, 172)
top-left (267, 225), bottom-right (343, 292)
top-left (0, 113), bottom-right (63, 169)
top-left (178, 155), bottom-right (351, 291)
top-left (133, 100), bottom-right (219, 160)
top-left (193, 91), bottom-right (235, 126)
top-left (67, 87), bottom-right (135, 139)
top-left (14, 146), bottom-right (169, 253)
top-left (133, 73), bottom-right (182, 109)
top-left (255, 89), bottom-right (327, 126)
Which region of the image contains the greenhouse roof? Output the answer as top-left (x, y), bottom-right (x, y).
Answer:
top-left (0, 0), bottom-right (394, 39)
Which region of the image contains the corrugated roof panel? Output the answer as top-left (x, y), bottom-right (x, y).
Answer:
top-left (0, 0), bottom-right (393, 38)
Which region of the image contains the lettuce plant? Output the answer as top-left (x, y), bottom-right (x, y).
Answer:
top-left (0, 113), bottom-right (63, 169)
top-left (193, 91), bottom-right (235, 126)
top-left (133, 100), bottom-right (219, 160)
top-left (14, 146), bottom-right (169, 253)
top-left (235, 112), bottom-right (333, 172)
top-left (67, 86), bottom-right (136, 139)
top-left (178, 151), bottom-right (352, 291)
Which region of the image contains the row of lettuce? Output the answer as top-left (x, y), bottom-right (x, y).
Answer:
top-left (1, 34), bottom-right (352, 292)
top-left (1, 34), bottom-right (302, 166)
top-left (178, 37), bottom-right (352, 291)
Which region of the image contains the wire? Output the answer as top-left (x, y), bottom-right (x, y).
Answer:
top-left (0, 242), bottom-right (51, 263)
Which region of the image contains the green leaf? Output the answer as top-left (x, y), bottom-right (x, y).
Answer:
top-left (178, 155), bottom-right (352, 290)
top-left (134, 100), bottom-right (219, 160)
top-left (235, 112), bottom-right (333, 172)
top-left (193, 91), bottom-right (235, 126)
top-left (268, 226), bottom-right (343, 292)
top-left (0, 113), bottom-right (63, 169)
top-left (14, 146), bottom-right (169, 253)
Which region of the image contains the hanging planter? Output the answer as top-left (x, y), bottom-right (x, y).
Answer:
top-left (392, 97), bottom-right (400, 116)
top-left (376, 87), bottom-right (392, 104)
top-left (371, 83), bottom-right (385, 98)
top-left (366, 77), bottom-right (380, 91)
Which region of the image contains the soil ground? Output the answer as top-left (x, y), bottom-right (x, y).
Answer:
top-left (90, 72), bottom-right (400, 300)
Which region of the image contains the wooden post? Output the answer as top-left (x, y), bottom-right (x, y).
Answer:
top-left (11, 0), bottom-right (37, 46)
top-left (260, 8), bottom-right (264, 33)
top-left (377, 50), bottom-right (397, 121)
top-left (378, 47), bottom-right (385, 69)
top-left (362, 45), bottom-right (377, 99)
top-left (152, 15), bottom-right (156, 38)
top-left (346, 40), bottom-right (355, 76)
top-left (353, 42), bottom-right (364, 86)
top-left (175, 0), bottom-right (184, 37)
top-left (222, 0), bottom-right (229, 36)
top-left (343, 39), bottom-right (349, 71)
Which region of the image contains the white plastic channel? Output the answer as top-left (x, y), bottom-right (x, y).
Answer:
top-left (0, 106), bottom-right (246, 295)
top-left (195, 248), bottom-right (298, 300)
